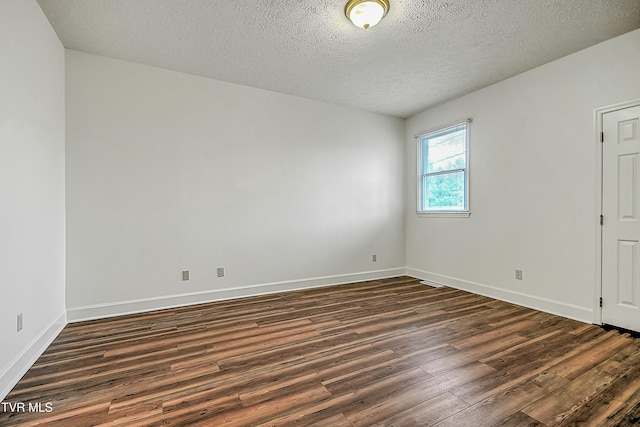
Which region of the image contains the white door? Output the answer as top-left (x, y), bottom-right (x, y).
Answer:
top-left (602, 105), bottom-right (640, 331)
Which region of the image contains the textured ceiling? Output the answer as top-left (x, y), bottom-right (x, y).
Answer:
top-left (37, 0), bottom-right (640, 118)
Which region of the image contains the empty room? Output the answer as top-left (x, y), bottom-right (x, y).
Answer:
top-left (2, 0), bottom-right (640, 425)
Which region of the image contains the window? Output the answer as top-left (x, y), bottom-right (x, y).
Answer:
top-left (417, 120), bottom-right (470, 216)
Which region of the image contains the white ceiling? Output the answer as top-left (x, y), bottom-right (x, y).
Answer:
top-left (37, 0), bottom-right (640, 118)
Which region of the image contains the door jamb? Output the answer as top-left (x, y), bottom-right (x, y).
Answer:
top-left (594, 99), bottom-right (640, 326)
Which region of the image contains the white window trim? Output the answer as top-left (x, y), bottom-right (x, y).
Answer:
top-left (416, 211), bottom-right (471, 218)
top-left (415, 118), bottom-right (472, 217)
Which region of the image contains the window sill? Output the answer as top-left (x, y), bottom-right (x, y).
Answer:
top-left (416, 211), bottom-right (471, 218)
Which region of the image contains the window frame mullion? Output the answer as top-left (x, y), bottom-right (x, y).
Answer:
top-left (424, 168), bottom-right (465, 178)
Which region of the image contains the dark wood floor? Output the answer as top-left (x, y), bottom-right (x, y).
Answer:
top-left (3, 276), bottom-right (640, 426)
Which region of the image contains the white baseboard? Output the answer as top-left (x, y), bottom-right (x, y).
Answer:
top-left (66, 268), bottom-right (407, 322)
top-left (406, 267), bottom-right (593, 323)
top-left (0, 311), bottom-right (67, 402)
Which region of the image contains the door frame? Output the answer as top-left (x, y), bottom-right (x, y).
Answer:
top-left (595, 99), bottom-right (640, 326)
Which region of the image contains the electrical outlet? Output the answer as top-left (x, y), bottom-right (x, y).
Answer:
top-left (182, 270), bottom-right (190, 281)
top-left (17, 313), bottom-right (23, 332)
top-left (372, 254), bottom-right (377, 262)
top-left (515, 269), bottom-right (523, 280)
top-left (217, 267), bottom-right (225, 277)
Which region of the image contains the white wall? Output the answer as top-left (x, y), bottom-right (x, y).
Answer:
top-left (405, 29), bottom-right (640, 322)
top-left (0, 0), bottom-right (66, 400)
top-left (65, 50), bottom-right (405, 320)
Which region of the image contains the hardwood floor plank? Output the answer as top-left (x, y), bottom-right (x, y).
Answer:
top-left (558, 362), bottom-right (640, 426)
top-left (547, 331), bottom-right (633, 380)
top-left (522, 341), bottom-right (640, 425)
top-left (343, 377), bottom-right (450, 426)
top-left (433, 371), bottom-right (568, 427)
top-left (193, 385), bottom-right (332, 427)
top-left (478, 329), bottom-right (566, 369)
top-left (307, 413), bottom-right (353, 427)
top-left (156, 393), bottom-right (242, 427)
top-left (448, 317), bottom-right (538, 350)
top-left (496, 411), bottom-right (547, 427)
top-left (607, 402), bottom-right (640, 427)
top-left (344, 361), bottom-right (497, 426)
top-left (453, 330), bottom-right (622, 406)
top-left (371, 391), bottom-right (469, 427)
top-left (420, 333), bottom-right (528, 376)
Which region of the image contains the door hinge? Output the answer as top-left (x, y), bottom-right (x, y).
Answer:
top-left (600, 132), bottom-right (604, 143)
top-left (600, 215), bottom-right (604, 225)
top-left (599, 297), bottom-right (603, 308)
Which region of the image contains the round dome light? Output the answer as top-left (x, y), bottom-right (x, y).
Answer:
top-left (345, 0), bottom-right (390, 29)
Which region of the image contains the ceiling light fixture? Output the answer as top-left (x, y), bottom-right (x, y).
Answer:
top-left (345, 0), bottom-right (389, 29)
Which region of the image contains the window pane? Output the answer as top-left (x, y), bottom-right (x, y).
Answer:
top-left (422, 125), bottom-right (466, 174)
top-left (422, 171), bottom-right (465, 210)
